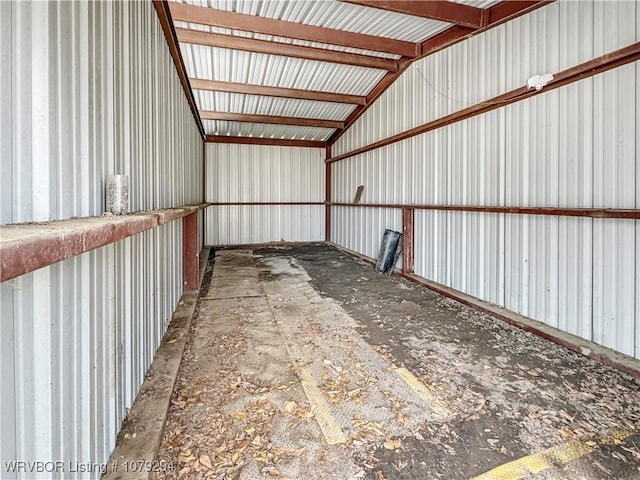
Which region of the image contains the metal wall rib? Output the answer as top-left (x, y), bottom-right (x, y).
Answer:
top-left (205, 143), bottom-right (325, 245)
top-left (330, 0), bottom-right (640, 360)
top-left (0, 1), bottom-right (202, 478)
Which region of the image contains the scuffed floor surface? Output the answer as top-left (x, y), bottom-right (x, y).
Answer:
top-left (154, 245), bottom-right (640, 480)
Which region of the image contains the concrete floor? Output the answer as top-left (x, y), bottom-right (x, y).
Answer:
top-left (154, 244), bottom-right (640, 480)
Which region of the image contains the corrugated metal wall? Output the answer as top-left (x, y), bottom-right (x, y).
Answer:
top-left (0, 0), bottom-right (202, 224)
top-left (331, 0), bottom-right (640, 359)
top-left (0, 1), bottom-right (202, 478)
top-left (205, 143), bottom-right (324, 245)
top-left (333, 0), bottom-right (639, 156)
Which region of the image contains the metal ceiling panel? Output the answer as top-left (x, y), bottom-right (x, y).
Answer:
top-left (451, 0), bottom-right (502, 8)
top-left (203, 119), bottom-right (335, 140)
top-left (173, 0), bottom-right (453, 43)
top-left (194, 90), bottom-right (355, 120)
top-left (181, 43), bottom-right (387, 96)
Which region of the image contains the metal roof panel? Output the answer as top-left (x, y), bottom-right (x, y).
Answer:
top-left (194, 90), bottom-right (356, 120)
top-left (203, 120), bottom-right (335, 140)
top-left (173, 0), bottom-right (453, 43)
top-left (181, 43), bottom-right (387, 95)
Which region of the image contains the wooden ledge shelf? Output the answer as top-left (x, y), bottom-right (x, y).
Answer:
top-left (1, 204), bottom-right (210, 282)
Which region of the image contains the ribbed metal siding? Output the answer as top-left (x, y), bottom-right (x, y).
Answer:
top-left (0, 222), bottom-right (182, 479)
top-left (330, 0), bottom-right (640, 359)
top-left (332, 206), bottom-right (402, 262)
top-left (333, 0), bottom-right (640, 156)
top-left (0, 1), bottom-right (202, 478)
top-left (0, 1), bottom-right (202, 225)
top-left (205, 143), bottom-right (325, 244)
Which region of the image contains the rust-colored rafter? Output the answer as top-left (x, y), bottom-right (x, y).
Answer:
top-left (201, 111), bottom-right (343, 129)
top-left (327, 0), bottom-right (553, 146)
top-left (153, 1), bottom-right (204, 138)
top-left (176, 28), bottom-right (399, 72)
top-left (343, 0), bottom-right (486, 29)
top-left (327, 202), bottom-right (640, 220)
top-left (169, 2), bottom-right (419, 57)
top-left (206, 135), bottom-right (326, 148)
top-left (191, 79), bottom-right (366, 105)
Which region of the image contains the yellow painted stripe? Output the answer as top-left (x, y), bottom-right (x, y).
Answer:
top-left (298, 368), bottom-right (346, 445)
top-left (395, 367), bottom-right (450, 417)
top-left (471, 430), bottom-right (632, 480)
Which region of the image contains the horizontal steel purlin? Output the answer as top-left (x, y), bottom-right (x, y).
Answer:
top-left (328, 203), bottom-right (640, 219)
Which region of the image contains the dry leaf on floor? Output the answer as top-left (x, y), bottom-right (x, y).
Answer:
top-left (292, 446), bottom-right (307, 457)
top-left (235, 411), bottom-right (247, 421)
top-left (383, 438), bottom-right (401, 450)
top-left (558, 429), bottom-right (573, 440)
top-left (282, 401), bottom-right (298, 414)
top-left (261, 466), bottom-right (281, 477)
top-left (199, 455), bottom-right (213, 470)
top-left (178, 449), bottom-right (195, 464)
top-left (611, 451), bottom-right (627, 463)
top-left (374, 471), bottom-right (388, 480)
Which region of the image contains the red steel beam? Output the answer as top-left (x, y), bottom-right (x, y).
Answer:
top-left (1, 205), bottom-right (208, 282)
top-left (485, 0), bottom-right (555, 28)
top-left (201, 111), bottom-right (343, 129)
top-left (202, 141), bottom-right (207, 205)
top-left (182, 212), bottom-right (199, 291)
top-left (209, 202), bottom-right (325, 206)
top-left (175, 28), bottom-right (399, 72)
top-left (206, 135), bottom-right (326, 148)
top-left (325, 147), bottom-right (332, 242)
top-left (328, 202), bottom-right (640, 219)
top-left (343, 0), bottom-right (485, 28)
top-left (402, 207), bottom-right (415, 274)
top-left (169, 2), bottom-right (419, 57)
top-left (153, 1), bottom-right (205, 138)
top-left (190, 78), bottom-right (367, 105)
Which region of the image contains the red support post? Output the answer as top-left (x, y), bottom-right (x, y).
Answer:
top-left (325, 147), bottom-right (332, 242)
top-left (183, 212), bottom-right (199, 291)
top-left (402, 207), bottom-right (415, 274)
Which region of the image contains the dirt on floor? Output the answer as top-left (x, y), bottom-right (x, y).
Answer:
top-left (153, 244), bottom-right (640, 480)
